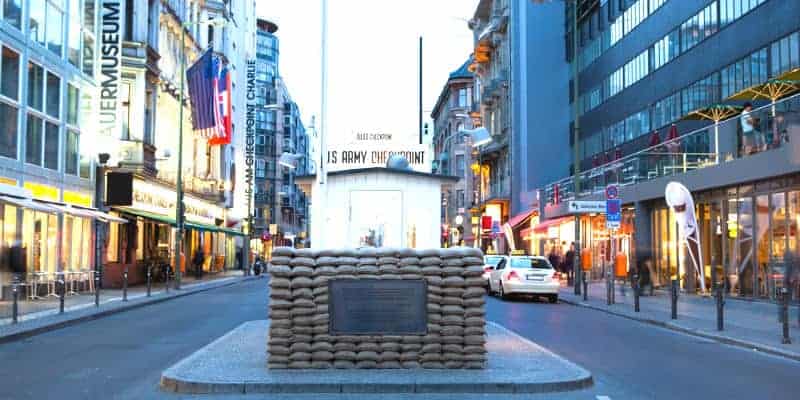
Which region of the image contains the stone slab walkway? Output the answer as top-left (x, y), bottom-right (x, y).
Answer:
top-left (160, 320), bottom-right (593, 395)
top-left (559, 281), bottom-right (800, 361)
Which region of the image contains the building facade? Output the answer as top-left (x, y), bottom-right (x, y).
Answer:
top-left (0, 0), bottom-right (106, 298)
top-left (468, 0), bottom-right (512, 253)
top-left (253, 18), bottom-right (309, 254)
top-left (431, 58), bottom-right (477, 247)
top-left (530, 0), bottom-right (800, 302)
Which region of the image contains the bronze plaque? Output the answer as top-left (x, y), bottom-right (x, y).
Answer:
top-left (328, 279), bottom-right (427, 335)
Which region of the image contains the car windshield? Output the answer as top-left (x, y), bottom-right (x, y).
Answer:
top-left (510, 257), bottom-right (552, 269)
top-left (484, 256), bottom-right (503, 266)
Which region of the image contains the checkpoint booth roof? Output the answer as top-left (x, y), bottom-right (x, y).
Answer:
top-left (295, 167), bottom-right (459, 249)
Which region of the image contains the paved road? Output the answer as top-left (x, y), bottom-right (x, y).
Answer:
top-left (0, 278), bottom-right (798, 399)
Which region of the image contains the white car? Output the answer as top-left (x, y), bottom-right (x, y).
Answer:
top-left (482, 255), bottom-right (508, 290)
top-left (488, 255), bottom-right (560, 303)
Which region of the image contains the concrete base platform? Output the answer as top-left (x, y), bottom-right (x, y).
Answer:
top-left (160, 320), bottom-right (593, 395)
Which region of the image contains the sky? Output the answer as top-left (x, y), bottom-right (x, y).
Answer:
top-left (256, 0), bottom-right (480, 145)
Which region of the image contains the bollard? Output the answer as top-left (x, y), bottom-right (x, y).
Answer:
top-left (716, 283), bottom-right (724, 331)
top-left (606, 271), bottom-right (612, 305)
top-left (95, 271), bottom-right (100, 307)
top-left (122, 267), bottom-right (129, 302)
top-left (59, 279), bottom-right (65, 314)
top-left (146, 266), bottom-right (152, 297)
top-left (582, 273), bottom-right (588, 302)
top-left (782, 287), bottom-right (791, 344)
top-left (611, 274), bottom-right (616, 304)
top-left (633, 274), bottom-right (640, 312)
top-left (574, 266), bottom-right (581, 296)
top-left (165, 267), bottom-right (170, 294)
top-left (12, 281), bottom-right (19, 324)
top-left (671, 279), bottom-right (678, 320)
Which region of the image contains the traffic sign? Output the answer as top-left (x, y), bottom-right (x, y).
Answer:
top-left (605, 184), bottom-right (619, 200)
top-left (568, 201), bottom-right (606, 213)
top-left (606, 199), bottom-right (621, 229)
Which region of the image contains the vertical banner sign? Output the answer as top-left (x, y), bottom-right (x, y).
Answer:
top-left (99, 1), bottom-right (123, 137)
top-left (245, 60), bottom-right (257, 235)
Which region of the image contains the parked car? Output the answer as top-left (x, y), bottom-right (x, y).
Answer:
top-left (488, 255), bottom-right (560, 303)
top-left (482, 254), bottom-right (509, 290)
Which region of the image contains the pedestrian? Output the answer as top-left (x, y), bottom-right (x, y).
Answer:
top-left (563, 242), bottom-right (575, 283)
top-left (193, 248), bottom-right (205, 279)
top-left (740, 102), bottom-right (763, 155)
top-left (236, 250), bottom-right (243, 271)
top-left (547, 246), bottom-right (561, 278)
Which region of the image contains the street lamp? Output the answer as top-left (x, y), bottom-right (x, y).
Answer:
top-left (174, 16), bottom-right (229, 289)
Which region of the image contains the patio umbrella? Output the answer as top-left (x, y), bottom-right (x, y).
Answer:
top-left (648, 130), bottom-right (661, 147)
top-left (682, 105), bottom-right (743, 162)
top-left (727, 78), bottom-right (800, 144)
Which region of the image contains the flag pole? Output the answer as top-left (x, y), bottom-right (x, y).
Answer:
top-left (174, 25), bottom-right (186, 289)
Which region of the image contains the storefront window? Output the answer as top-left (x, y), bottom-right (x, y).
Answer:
top-left (755, 195), bottom-right (769, 297)
top-left (0, 204), bottom-right (17, 274)
top-left (736, 196), bottom-right (754, 296)
top-left (23, 210), bottom-right (56, 274)
top-left (107, 219), bottom-right (118, 262)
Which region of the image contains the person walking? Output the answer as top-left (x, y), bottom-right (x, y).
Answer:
top-left (548, 246), bottom-right (562, 280)
top-left (192, 248), bottom-right (205, 280)
top-left (563, 242), bottom-right (576, 284)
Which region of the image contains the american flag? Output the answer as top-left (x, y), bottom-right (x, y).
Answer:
top-left (187, 50), bottom-right (224, 140)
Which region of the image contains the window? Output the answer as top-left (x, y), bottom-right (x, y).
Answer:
top-left (680, 2), bottom-right (718, 53)
top-left (2, 0), bottom-right (23, 29)
top-left (29, 0), bottom-right (45, 45)
top-left (45, 0), bottom-right (64, 56)
top-left (652, 92), bottom-right (681, 129)
top-left (624, 49), bottom-right (648, 88)
top-left (65, 130), bottom-right (78, 175)
top-left (624, 109), bottom-right (650, 141)
top-left (720, 0), bottom-right (767, 28)
top-left (46, 72), bottom-right (60, 118)
top-left (27, 62), bottom-right (44, 111)
top-left (622, 0), bottom-right (647, 36)
top-left (120, 81), bottom-right (131, 139)
top-left (652, 29), bottom-right (679, 71)
top-left (455, 154), bottom-right (465, 177)
top-left (256, 159), bottom-right (266, 178)
top-left (0, 102), bottom-right (18, 159)
top-left (82, 29), bottom-right (95, 76)
top-left (681, 73), bottom-right (719, 115)
top-left (66, 84), bottom-right (78, 126)
top-left (26, 114), bottom-right (43, 165)
top-left (44, 121), bottom-right (58, 170)
top-left (720, 47), bottom-right (768, 99)
top-left (606, 68), bottom-right (624, 98)
top-left (770, 32), bottom-right (800, 78)
top-left (68, 0), bottom-right (81, 66)
top-left (608, 120), bottom-right (625, 148)
top-left (1, 46), bottom-right (20, 100)
top-left (456, 190), bottom-right (465, 208)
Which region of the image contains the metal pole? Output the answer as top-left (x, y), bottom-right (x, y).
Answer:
top-left (122, 266), bottom-right (128, 302)
top-left (574, 216), bottom-right (581, 295)
top-left (58, 277), bottom-right (65, 314)
top-left (671, 278), bottom-right (678, 319)
top-left (174, 25), bottom-right (186, 290)
top-left (634, 273), bottom-right (640, 312)
top-left (582, 270), bottom-right (588, 301)
top-left (419, 36), bottom-right (423, 145)
top-left (12, 280), bottom-right (18, 324)
top-left (571, 0), bottom-right (580, 195)
top-left (716, 283), bottom-right (724, 331)
top-left (165, 266), bottom-right (170, 293)
top-left (95, 271), bottom-right (100, 307)
top-left (146, 265), bottom-right (152, 297)
top-left (781, 287), bottom-right (791, 344)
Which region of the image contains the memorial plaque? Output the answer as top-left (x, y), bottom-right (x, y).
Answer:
top-left (329, 279), bottom-right (427, 335)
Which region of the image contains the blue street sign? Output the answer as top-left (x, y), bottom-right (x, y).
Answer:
top-left (606, 199), bottom-right (621, 229)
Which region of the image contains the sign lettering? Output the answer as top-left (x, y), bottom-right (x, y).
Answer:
top-left (99, 1), bottom-right (123, 136)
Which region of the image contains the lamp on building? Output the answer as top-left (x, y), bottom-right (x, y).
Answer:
top-left (264, 103), bottom-right (282, 110)
top-left (462, 127), bottom-right (491, 148)
top-left (454, 215), bottom-right (464, 226)
top-left (278, 152), bottom-right (304, 169)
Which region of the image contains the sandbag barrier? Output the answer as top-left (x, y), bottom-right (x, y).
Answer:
top-left (267, 247), bottom-right (487, 369)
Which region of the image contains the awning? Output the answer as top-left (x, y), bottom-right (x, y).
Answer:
top-left (0, 196), bottom-right (58, 213)
top-left (45, 203), bottom-right (98, 219)
top-left (220, 227), bottom-right (246, 237)
top-left (114, 208), bottom-right (176, 225)
top-left (533, 216), bottom-right (574, 234)
top-left (520, 227), bottom-right (534, 239)
top-left (88, 210), bottom-right (128, 224)
top-left (506, 207), bottom-right (537, 229)
top-left (185, 221), bottom-right (220, 233)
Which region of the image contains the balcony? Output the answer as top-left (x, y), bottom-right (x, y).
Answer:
top-left (156, 170), bottom-right (226, 203)
top-left (543, 93), bottom-right (800, 206)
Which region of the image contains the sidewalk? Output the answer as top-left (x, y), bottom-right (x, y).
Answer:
top-left (0, 270), bottom-right (262, 343)
top-left (559, 281), bottom-right (800, 361)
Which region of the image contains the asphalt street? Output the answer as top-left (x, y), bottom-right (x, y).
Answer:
top-left (0, 278), bottom-right (798, 400)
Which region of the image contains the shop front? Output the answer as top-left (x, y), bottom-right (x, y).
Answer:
top-left (0, 181), bottom-right (121, 300)
top-left (104, 177), bottom-right (244, 288)
top-left (650, 174), bottom-right (800, 301)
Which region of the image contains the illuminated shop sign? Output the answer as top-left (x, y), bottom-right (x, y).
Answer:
top-left (327, 132), bottom-right (430, 172)
top-left (132, 180), bottom-right (222, 224)
top-left (244, 59), bottom-right (256, 234)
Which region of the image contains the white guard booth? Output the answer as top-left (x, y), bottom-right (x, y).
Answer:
top-left (296, 167), bottom-right (458, 249)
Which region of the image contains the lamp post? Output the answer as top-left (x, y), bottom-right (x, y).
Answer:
top-left (174, 17), bottom-right (228, 289)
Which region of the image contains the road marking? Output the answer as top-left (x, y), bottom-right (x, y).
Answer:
top-left (596, 396), bottom-right (611, 400)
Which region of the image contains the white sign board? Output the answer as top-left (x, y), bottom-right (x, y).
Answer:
top-left (568, 201), bottom-right (606, 213)
top-left (326, 131), bottom-right (431, 173)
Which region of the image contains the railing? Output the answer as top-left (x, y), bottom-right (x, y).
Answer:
top-left (544, 92), bottom-right (800, 204)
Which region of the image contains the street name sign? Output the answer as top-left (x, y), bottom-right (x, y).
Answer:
top-left (606, 199), bottom-right (622, 229)
top-left (568, 201), bottom-right (606, 213)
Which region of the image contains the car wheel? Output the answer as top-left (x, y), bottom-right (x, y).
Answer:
top-left (548, 294), bottom-right (558, 304)
top-left (499, 283), bottom-right (509, 300)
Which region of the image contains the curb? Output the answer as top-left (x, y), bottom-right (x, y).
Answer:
top-left (559, 297), bottom-right (800, 363)
top-left (0, 275), bottom-right (264, 344)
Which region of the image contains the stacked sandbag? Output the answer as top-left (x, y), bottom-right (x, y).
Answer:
top-left (267, 246), bottom-right (486, 369)
top-left (267, 247), bottom-right (295, 369)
